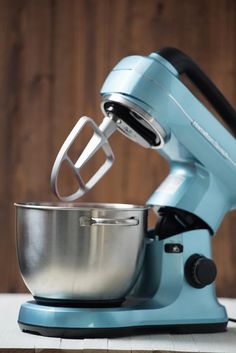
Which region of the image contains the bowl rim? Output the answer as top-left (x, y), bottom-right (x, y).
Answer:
top-left (14, 202), bottom-right (150, 211)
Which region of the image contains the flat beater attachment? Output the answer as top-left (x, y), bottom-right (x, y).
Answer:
top-left (50, 116), bottom-right (117, 201)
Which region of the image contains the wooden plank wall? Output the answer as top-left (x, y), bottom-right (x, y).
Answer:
top-left (0, 0), bottom-right (236, 296)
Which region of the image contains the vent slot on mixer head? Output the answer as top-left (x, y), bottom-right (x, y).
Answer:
top-left (103, 101), bottom-right (161, 148)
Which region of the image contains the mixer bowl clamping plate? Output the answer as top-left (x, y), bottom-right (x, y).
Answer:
top-left (16, 47), bottom-right (236, 338)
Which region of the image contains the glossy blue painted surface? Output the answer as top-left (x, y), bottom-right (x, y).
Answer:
top-left (19, 230), bottom-right (227, 329)
top-left (101, 52), bottom-right (236, 231)
top-left (19, 52), bottom-right (233, 332)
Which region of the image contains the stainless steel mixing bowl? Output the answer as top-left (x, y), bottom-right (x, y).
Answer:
top-left (15, 202), bottom-right (148, 304)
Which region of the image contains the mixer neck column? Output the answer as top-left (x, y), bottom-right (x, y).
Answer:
top-left (147, 161), bottom-right (230, 234)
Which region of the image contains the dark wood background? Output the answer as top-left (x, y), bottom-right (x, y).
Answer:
top-left (0, 0), bottom-right (236, 296)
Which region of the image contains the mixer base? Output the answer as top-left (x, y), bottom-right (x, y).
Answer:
top-left (19, 321), bottom-right (227, 338)
top-left (18, 296), bottom-right (228, 338)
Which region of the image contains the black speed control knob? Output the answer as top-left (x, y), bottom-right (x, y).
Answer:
top-left (185, 254), bottom-right (217, 288)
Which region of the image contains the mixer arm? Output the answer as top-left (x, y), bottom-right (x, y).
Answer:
top-left (158, 47), bottom-right (236, 137)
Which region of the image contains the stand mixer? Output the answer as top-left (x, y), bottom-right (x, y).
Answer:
top-left (16, 48), bottom-right (236, 338)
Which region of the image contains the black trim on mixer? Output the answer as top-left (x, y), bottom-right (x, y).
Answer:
top-left (157, 47), bottom-right (236, 137)
top-left (34, 296), bottom-right (124, 308)
top-left (19, 321), bottom-right (227, 338)
top-left (154, 206), bottom-right (213, 240)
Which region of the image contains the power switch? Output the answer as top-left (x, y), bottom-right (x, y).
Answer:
top-left (165, 243), bottom-right (183, 253)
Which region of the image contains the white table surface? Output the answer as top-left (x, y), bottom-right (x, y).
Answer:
top-left (0, 294), bottom-right (235, 352)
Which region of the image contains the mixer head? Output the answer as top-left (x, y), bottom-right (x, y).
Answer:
top-left (51, 47), bottom-right (236, 204)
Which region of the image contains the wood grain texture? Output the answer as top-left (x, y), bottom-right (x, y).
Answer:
top-left (0, 0), bottom-right (236, 296)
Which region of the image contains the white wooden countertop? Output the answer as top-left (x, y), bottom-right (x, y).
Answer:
top-left (0, 294), bottom-right (235, 352)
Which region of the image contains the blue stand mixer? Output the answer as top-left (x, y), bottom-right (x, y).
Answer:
top-left (17, 48), bottom-right (236, 338)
